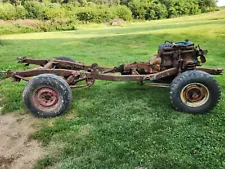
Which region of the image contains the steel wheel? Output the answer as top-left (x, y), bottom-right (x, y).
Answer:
top-left (170, 70), bottom-right (221, 114)
top-left (23, 74), bottom-right (72, 118)
top-left (180, 83), bottom-right (209, 108)
top-left (32, 87), bottom-right (61, 113)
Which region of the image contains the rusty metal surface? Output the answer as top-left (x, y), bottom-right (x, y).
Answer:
top-left (43, 60), bottom-right (54, 69)
top-left (180, 83), bottom-right (209, 107)
top-left (17, 57), bottom-right (114, 72)
top-left (195, 67), bottom-right (224, 75)
top-left (18, 57), bottom-right (48, 66)
top-left (32, 87), bottom-right (61, 112)
top-left (145, 68), bottom-right (177, 81)
top-left (143, 83), bottom-right (170, 88)
top-left (2, 40), bottom-right (223, 89)
top-left (8, 69), bottom-right (81, 78)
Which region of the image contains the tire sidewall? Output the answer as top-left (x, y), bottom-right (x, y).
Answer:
top-left (23, 74), bottom-right (72, 118)
top-left (170, 70), bottom-right (220, 114)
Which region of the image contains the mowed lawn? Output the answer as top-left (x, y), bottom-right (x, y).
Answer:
top-left (0, 9), bottom-right (225, 169)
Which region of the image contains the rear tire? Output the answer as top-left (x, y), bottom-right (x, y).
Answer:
top-left (23, 74), bottom-right (72, 118)
top-left (170, 70), bottom-right (221, 114)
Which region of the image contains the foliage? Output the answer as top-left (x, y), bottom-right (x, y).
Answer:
top-left (161, 0), bottom-right (202, 18)
top-left (128, 0), bottom-right (168, 20)
top-left (112, 5), bottom-right (133, 21)
top-left (44, 3), bottom-right (67, 20)
top-left (15, 5), bottom-right (28, 19)
top-left (0, 3), bottom-right (17, 20)
top-left (0, 4), bottom-right (28, 20)
top-left (76, 4), bottom-right (113, 23)
top-left (0, 0), bottom-right (219, 22)
top-left (23, 1), bottom-right (47, 19)
top-left (197, 0), bottom-right (219, 12)
top-left (0, 19), bottom-right (77, 34)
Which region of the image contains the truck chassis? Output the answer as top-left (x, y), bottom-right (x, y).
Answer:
top-left (0, 40), bottom-right (223, 117)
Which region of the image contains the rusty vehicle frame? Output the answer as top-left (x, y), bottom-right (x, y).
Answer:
top-left (0, 40), bottom-right (223, 117)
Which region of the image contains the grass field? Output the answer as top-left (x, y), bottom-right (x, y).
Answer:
top-left (0, 9), bottom-right (225, 169)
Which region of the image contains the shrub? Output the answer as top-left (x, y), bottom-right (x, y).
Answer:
top-left (76, 7), bottom-right (95, 23)
top-left (196, 0), bottom-right (219, 13)
top-left (112, 5), bottom-right (132, 21)
top-left (76, 5), bottom-right (113, 23)
top-left (153, 3), bottom-right (168, 19)
top-left (0, 0), bottom-right (219, 22)
top-left (128, 1), bottom-right (167, 20)
top-left (162, 0), bottom-right (202, 18)
top-left (44, 3), bottom-right (67, 20)
top-left (0, 0), bottom-right (220, 33)
top-left (23, 1), bottom-right (47, 19)
top-left (16, 5), bottom-right (28, 19)
top-left (0, 19), bottom-right (77, 34)
top-left (49, 18), bottom-right (78, 31)
top-left (0, 3), bottom-right (17, 20)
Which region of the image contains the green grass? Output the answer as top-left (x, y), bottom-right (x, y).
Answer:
top-left (0, 9), bottom-right (225, 169)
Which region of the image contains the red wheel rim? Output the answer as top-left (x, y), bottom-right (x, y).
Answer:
top-left (32, 87), bottom-right (61, 112)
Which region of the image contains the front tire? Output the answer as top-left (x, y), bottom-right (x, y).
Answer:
top-left (23, 74), bottom-right (72, 118)
top-left (170, 70), bottom-right (221, 114)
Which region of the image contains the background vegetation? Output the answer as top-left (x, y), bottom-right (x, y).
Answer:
top-left (0, 0), bottom-right (219, 34)
top-left (0, 9), bottom-right (224, 169)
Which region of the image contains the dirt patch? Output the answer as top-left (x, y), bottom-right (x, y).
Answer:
top-left (0, 113), bottom-right (44, 169)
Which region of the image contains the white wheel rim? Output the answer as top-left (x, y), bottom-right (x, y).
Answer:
top-left (180, 83), bottom-right (210, 108)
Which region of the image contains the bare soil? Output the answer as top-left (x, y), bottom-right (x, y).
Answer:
top-left (0, 113), bottom-right (44, 169)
